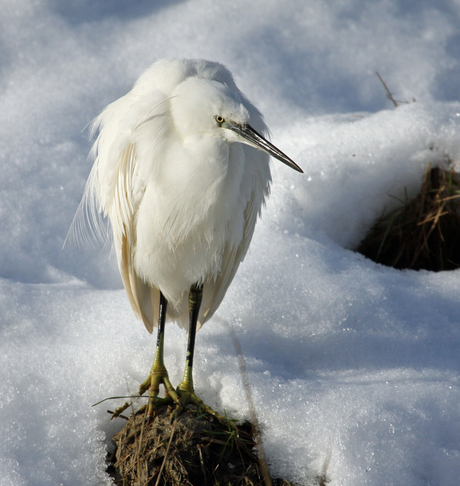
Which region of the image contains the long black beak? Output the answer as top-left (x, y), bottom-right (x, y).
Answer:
top-left (228, 122), bottom-right (303, 173)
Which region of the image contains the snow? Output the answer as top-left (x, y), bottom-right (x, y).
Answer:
top-left (1, 1), bottom-right (460, 485)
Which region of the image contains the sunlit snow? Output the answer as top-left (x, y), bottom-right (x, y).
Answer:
top-left (1, 1), bottom-right (460, 485)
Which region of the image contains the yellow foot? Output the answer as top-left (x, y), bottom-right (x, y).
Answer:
top-left (110, 372), bottom-right (180, 420)
top-left (146, 371), bottom-right (181, 418)
top-left (170, 388), bottom-right (232, 427)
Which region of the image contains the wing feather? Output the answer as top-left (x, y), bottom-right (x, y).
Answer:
top-left (172, 146), bottom-right (271, 331)
top-left (197, 187), bottom-right (260, 330)
top-left (111, 143), bottom-right (160, 333)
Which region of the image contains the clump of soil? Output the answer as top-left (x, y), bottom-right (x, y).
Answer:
top-left (357, 164), bottom-right (460, 271)
top-left (107, 405), bottom-right (295, 486)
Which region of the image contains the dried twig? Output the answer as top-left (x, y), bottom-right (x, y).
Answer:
top-left (229, 324), bottom-right (273, 486)
top-left (376, 71), bottom-right (399, 107)
top-left (154, 417), bottom-right (177, 486)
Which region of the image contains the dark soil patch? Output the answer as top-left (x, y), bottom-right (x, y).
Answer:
top-left (107, 405), bottom-right (298, 486)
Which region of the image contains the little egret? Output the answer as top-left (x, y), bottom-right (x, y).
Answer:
top-left (74, 59), bottom-right (302, 419)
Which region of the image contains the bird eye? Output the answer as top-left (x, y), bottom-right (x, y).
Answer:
top-left (215, 115), bottom-right (225, 125)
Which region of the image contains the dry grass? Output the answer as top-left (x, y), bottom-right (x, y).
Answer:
top-left (107, 405), bottom-right (300, 486)
top-left (357, 163), bottom-right (460, 271)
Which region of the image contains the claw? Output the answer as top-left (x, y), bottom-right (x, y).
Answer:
top-left (108, 375), bottom-right (152, 419)
top-left (147, 372), bottom-right (179, 418)
top-left (111, 400), bottom-right (131, 419)
top-left (169, 388), bottom-right (231, 427)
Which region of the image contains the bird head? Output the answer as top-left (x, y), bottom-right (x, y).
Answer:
top-left (171, 77), bottom-right (303, 173)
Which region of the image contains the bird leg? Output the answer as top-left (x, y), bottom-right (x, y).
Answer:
top-left (111, 288), bottom-right (226, 423)
top-left (145, 291), bottom-right (181, 417)
top-left (113, 292), bottom-right (181, 419)
top-left (111, 292), bottom-right (180, 420)
top-left (171, 284), bottom-right (228, 424)
top-left (176, 282), bottom-right (202, 396)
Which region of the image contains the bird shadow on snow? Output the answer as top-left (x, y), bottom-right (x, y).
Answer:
top-left (48, 0), bottom-right (185, 25)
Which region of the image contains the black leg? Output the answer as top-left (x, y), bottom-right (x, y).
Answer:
top-left (146, 291), bottom-right (180, 417)
top-left (168, 283), bottom-right (230, 424)
top-left (178, 283), bottom-right (203, 393)
top-left (111, 291), bottom-right (180, 419)
top-left (150, 292), bottom-right (168, 392)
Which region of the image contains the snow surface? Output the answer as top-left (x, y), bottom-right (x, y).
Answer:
top-left (2, 1), bottom-right (460, 485)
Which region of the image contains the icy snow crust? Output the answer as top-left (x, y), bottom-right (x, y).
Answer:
top-left (1, 1), bottom-right (460, 485)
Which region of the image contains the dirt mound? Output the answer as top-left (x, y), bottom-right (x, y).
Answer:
top-left (107, 405), bottom-right (292, 486)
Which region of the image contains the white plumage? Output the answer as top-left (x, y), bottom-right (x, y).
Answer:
top-left (71, 59), bottom-right (302, 416)
top-left (75, 59), bottom-right (301, 335)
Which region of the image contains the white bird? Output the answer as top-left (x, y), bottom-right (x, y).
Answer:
top-left (73, 59), bottom-right (302, 419)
